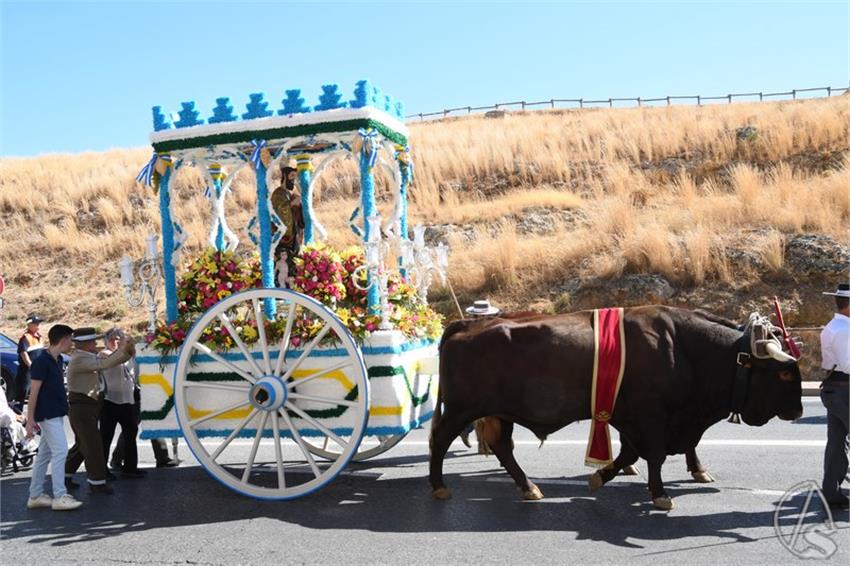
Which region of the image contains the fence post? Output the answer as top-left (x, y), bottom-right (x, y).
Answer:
top-left (792, 90), bottom-right (796, 100)
top-left (696, 95), bottom-right (701, 106)
top-left (759, 92), bottom-right (763, 101)
top-left (419, 113), bottom-right (423, 121)
top-left (521, 101), bottom-right (526, 110)
top-left (827, 87), bottom-right (832, 97)
top-left (550, 98), bottom-right (555, 109)
top-left (637, 97), bottom-right (642, 107)
top-left (443, 109), bottom-right (448, 117)
top-left (495, 103), bottom-right (500, 110)
top-left (579, 98), bottom-right (583, 108)
top-left (727, 94), bottom-right (732, 104)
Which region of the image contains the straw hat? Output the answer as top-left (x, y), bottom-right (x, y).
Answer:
top-left (72, 327), bottom-right (103, 342)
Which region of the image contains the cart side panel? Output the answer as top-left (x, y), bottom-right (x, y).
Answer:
top-left (137, 331), bottom-right (438, 439)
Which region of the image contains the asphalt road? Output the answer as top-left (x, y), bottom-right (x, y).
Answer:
top-left (2, 398), bottom-right (848, 565)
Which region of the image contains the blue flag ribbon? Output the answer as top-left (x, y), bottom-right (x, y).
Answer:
top-left (250, 139), bottom-right (267, 169)
top-left (136, 152), bottom-right (158, 186)
top-left (358, 128), bottom-right (379, 170)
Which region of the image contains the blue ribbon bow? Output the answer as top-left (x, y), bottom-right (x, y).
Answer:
top-left (136, 152), bottom-right (158, 186)
top-left (358, 128), bottom-right (379, 170)
top-left (250, 139), bottom-right (267, 170)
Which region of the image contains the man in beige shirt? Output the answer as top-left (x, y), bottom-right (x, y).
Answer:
top-left (64, 327), bottom-right (134, 494)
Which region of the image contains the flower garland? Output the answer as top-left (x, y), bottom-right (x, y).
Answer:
top-left (145, 244), bottom-right (443, 357)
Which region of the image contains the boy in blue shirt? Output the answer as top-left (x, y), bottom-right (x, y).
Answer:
top-left (25, 324), bottom-right (83, 511)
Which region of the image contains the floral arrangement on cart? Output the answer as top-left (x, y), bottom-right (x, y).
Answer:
top-left (145, 245), bottom-right (444, 355)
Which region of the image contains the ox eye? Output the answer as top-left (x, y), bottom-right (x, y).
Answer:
top-left (778, 370), bottom-right (795, 382)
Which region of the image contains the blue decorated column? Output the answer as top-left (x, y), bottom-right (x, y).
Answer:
top-left (296, 154), bottom-right (314, 244)
top-left (395, 144), bottom-right (412, 239)
top-left (359, 138), bottom-right (380, 314)
top-left (157, 160), bottom-right (179, 323)
top-left (208, 163), bottom-right (225, 251)
top-left (252, 140), bottom-right (276, 317)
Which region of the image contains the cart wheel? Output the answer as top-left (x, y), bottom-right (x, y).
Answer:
top-left (174, 288), bottom-right (369, 500)
top-left (306, 432), bottom-right (407, 462)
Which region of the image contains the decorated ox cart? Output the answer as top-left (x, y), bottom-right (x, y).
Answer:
top-left (124, 82), bottom-right (447, 499)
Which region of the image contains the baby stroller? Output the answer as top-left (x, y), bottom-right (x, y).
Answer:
top-left (0, 416), bottom-right (37, 474)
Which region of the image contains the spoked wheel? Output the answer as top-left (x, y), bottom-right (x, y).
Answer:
top-left (174, 288), bottom-right (369, 500)
top-left (305, 432), bottom-right (406, 462)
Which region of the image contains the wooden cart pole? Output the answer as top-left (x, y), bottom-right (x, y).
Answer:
top-left (296, 154), bottom-right (315, 244)
top-left (252, 140), bottom-right (277, 317)
top-left (359, 135), bottom-right (381, 314)
top-left (158, 164), bottom-right (179, 323)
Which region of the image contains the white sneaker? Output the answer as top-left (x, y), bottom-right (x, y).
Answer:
top-left (26, 494), bottom-right (53, 509)
top-left (51, 494), bottom-right (83, 511)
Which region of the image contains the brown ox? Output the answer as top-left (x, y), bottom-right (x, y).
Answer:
top-left (430, 305), bottom-right (802, 510)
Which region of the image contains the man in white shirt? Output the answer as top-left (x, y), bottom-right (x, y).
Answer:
top-left (820, 282), bottom-right (850, 508)
top-left (99, 328), bottom-right (146, 479)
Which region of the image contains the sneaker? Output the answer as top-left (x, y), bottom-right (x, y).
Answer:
top-left (121, 469), bottom-right (147, 479)
top-left (88, 483), bottom-right (114, 495)
top-left (65, 477), bottom-right (80, 490)
top-left (105, 471), bottom-right (117, 481)
top-left (156, 458), bottom-right (179, 468)
top-left (51, 494), bottom-right (83, 511)
top-left (26, 494), bottom-right (53, 509)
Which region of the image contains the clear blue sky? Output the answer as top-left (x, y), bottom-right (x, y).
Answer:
top-left (1, 1), bottom-right (847, 156)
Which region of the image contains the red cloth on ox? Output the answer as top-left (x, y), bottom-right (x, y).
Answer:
top-left (585, 307), bottom-right (626, 467)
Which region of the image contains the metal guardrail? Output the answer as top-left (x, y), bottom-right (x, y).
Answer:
top-left (407, 85), bottom-right (850, 121)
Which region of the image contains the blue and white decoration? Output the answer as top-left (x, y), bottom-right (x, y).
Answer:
top-left (174, 101), bottom-right (204, 128)
top-left (242, 92), bottom-right (274, 120)
top-left (151, 80), bottom-right (406, 132)
top-left (208, 97), bottom-right (238, 124)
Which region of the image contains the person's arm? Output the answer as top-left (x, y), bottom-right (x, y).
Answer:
top-left (838, 326), bottom-right (850, 372)
top-left (74, 344), bottom-right (132, 372)
top-left (25, 380), bottom-right (43, 438)
top-left (18, 338), bottom-right (32, 368)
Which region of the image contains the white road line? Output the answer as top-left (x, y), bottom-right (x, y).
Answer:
top-left (190, 438), bottom-right (825, 448)
top-left (483, 477), bottom-right (790, 496)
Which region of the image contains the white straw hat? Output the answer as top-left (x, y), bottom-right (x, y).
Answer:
top-left (466, 299), bottom-right (500, 316)
top-left (822, 283), bottom-right (850, 298)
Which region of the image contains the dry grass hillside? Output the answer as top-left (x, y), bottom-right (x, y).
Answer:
top-left (1, 97), bottom-right (848, 371)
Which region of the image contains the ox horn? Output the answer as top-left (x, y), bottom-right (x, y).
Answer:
top-left (765, 341), bottom-right (797, 363)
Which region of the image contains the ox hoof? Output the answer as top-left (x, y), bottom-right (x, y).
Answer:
top-left (621, 464), bottom-right (640, 476)
top-left (588, 471), bottom-right (604, 492)
top-left (523, 483), bottom-right (544, 501)
top-left (691, 470), bottom-right (715, 483)
top-left (652, 496), bottom-right (675, 511)
top-left (432, 487), bottom-right (452, 500)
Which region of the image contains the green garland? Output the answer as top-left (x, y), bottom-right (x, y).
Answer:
top-left (152, 118), bottom-right (407, 153)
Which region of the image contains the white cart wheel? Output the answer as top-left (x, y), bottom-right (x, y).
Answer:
top-left (174, 288), bottom-right (369, 500)
top-left (306, 432), bottom-right (407, 462)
